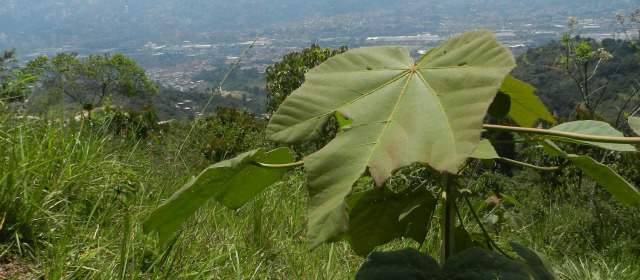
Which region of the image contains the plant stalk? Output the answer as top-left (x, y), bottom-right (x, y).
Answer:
top-left (440, 174), bottom-right (457, 263)
top-left (483, 124), bottom-right (640, 144)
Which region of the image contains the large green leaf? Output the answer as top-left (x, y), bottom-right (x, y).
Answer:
top-left (143, 148), bottom-right (294, 246)
top-left (347, 187), bottom-right (436, 256)
top-left (500, 75), bottom-right (555, 127)
top-left (540, 141), bottom-right (640, 206)
top-left (567, 154), bottom-right (640, 206)
top-left (549, 120), bottom-right (636, 152)
top-left (268, 30), bottom-right (515, 247)
top-left (630, 116), bottom-right (640, 135)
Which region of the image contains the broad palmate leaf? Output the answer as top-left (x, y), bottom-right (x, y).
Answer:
top-left (143, 148), bottom-right (294, 246)
top-left (267, 30), bottom-right (515, 247)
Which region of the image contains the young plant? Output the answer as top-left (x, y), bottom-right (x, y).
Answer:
top-left (144, 30), bottom-right (640, 278)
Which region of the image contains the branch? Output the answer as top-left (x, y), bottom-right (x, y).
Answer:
top-left (483, 124), bottom-right (640, 144)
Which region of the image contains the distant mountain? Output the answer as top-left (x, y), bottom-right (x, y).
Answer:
top-left (0, 0), bottom-right (636, 51)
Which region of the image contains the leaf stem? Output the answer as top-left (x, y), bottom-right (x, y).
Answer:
top-left (463, 195), bottom-right (512, 259)
top-left (498, 157), bottom-right (559, 171)
top-left (483, 124), bottom-right (640, 144)
top-left (253, 161), bottom-right (304, 169)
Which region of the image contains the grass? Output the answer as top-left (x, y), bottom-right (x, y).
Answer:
top-left (1, 110), bottom-right (639, 279)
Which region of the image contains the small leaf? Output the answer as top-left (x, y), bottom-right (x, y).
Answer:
top-left (143, 148), bottom-right (294, 246)
top-left (566, 154), bottom-right (640, 206)
top-left (335, 111), bottom-right (353, 131)
top-left (399, 192), bottom-right (437, 246)
top-left (355, 249), bottom-right (441, 280)
top-left (630, 116), bottom-right (640, 135)
top-left (510, 242), bottom-right (557, 280)
top-left (471, 139), bottom-right (499, 159)
top-left (347, 188), bottom-right (436, 256)
top-left (488, 92), bottom-right (511, 119)
top-left (500, 75), bottom-right (556, 127)
top-left (549, 120), bottom-right (636, 152)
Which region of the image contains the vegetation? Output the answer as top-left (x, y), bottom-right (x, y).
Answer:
top-left (2, 29), bottom-right (640, 279)
top-left (145, 31), bottom-right (640, 278)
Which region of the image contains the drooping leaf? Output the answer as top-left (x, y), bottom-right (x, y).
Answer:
top-left (510, 242), bottom-right (557, 280)
top-left (347, 187), bottom-right (436, 256)
top-left (267, 30), bottom-right (515, 247)
top-left (539, 141), bottom-right (640, 206)
top-left (355, 249), bottom-right (442, 280)
top-left (471, 139), bottom-right (500, 159)
top-left (549, 120), bottom-right (636, 152)
top-left (566, 154), bottom-right (640, 206)
top-left (143, 148), bottom-right (294, 246)
top-left (488, 92), bottom-right (511, 119)
top-left (630, 116), bottom-right (640, 135)
top-left (500, 75), bottom-right (556, 127)
top-left (399, 194), bottom-right (437, 246)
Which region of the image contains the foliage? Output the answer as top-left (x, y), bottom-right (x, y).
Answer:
top-left (0, 49), bottom-right (45, 103)
top-left (34, 52), bottom-right (158, 111)
top-left (513, 39), bottom-right (640, 121)
top-left (265, 44), bottom-right (347, 114)
top-left (91, 106), bottom-right (160, 139)
top-left (194, 107), bottom-right (267, 162)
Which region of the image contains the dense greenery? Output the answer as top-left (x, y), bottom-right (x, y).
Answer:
top-left (514, 38), bottom-right (640, 122)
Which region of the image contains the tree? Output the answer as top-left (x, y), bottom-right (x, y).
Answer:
top-left (39, 53), bottom-right (158, 112)
top-left (265, 44), bottom-right (347, 114)
top-left (0, 49), bottom-right (45, 103)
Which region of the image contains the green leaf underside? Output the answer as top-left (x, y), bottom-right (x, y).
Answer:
top-left (630, 116), bottom-right (640, 135)
top-left (550, 120), bottom-right (636, 152)
top-left (347, 187), bottom-right (436, 256)
top-left (541, 141), bottom-right (640, 206)
top-left (500, 75), bottom-right (556, 127)
top-left (143, 148), bottom-right (294, 246)
top-left (267, 30), bottom-right (515, 247)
